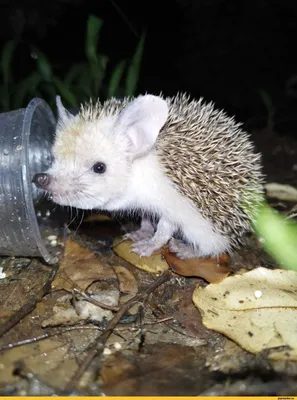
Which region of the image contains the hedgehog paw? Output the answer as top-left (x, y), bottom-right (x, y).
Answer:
top-left (168, 238), bottom-right (201, 259)
top-left (124, 218), bottom-right (155, 242)
top-left (131, 238), bottom-right (161, 257)
top-left (124, 229), bottom-right (154, 242)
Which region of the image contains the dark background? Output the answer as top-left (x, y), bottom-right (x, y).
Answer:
top-left (1, 0), bottom-right (297, 135)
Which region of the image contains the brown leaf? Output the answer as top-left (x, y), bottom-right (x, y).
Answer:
top-left (84, 214), bottom-right (112, 222)
top-left (101, 343), bottom-right (200, 396)
top-left (52, 239), bottom-right (116, 292)
top-left (114, 266), bottom-right (138, 295)
top-left (113, 239), bottom-right (168, 274)
top-left (162, 248), bottom-right (231, 283)
top-left (0, 337), bottom-right (78, 390)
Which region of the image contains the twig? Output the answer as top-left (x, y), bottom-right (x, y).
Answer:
top-left (152, 306), bottom-right (198, 339)
top-left (144, 316), bottom-right (174, 325)
top-left (72, 288), bottom-right (119, 312)
top-left (0, 263), bottom-right (58, 338)
top-left (0, 325), bottom-right (105, 352)
top-left (63, 270), bottom-right (170, 394)
top-left (109, 0), bottom-right (139, 37)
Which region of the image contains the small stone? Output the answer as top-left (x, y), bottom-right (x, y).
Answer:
top-left (103, 347), bottom-right (112, 355)
top-left (47, 235), bottom-right (57, 241)
top-left (113, 342), bottom-right (122, 350)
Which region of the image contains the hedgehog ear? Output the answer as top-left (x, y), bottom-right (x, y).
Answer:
top-left (56, 95), bottom-right (75, 128)
top-left (115, 95), bottom-right (168, 159)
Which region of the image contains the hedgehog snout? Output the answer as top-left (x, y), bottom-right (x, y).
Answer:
top-left (32, 173), bottom-right (52, 190)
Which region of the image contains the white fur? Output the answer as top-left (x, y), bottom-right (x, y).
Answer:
top-left (45, 95), bottom-right (230, 258)
top-left (107, 151), bottom-right (230, 256)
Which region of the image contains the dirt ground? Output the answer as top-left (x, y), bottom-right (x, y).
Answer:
top-left (0, 127), bottom-right (297, 396)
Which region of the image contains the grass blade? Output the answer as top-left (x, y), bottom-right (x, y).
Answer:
top-left (33, 48), bottom-right (53, 81)
top-left (1, 40), bottom-right (17, 110)
top-left (125, 32), bottom-right (145, 96)
top-left (13, 72), bottom-right (41, 109)
top-left (85, 15), bottom-right (103, 65)
top-left (107, 59), bottom-right (127, 98)
top-left (53, 77), bottom-right (78, 108)
top-left (1, 40), bottom-right (16, 86)
top-left (64, 63), bottom-right (87, 86)
top-left (93, 55), bottom-right (108, 95)
top-left (85, 15), bottom-right (108, 96)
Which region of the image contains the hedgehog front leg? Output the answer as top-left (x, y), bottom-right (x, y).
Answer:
top-left (131, 218), bottom-right (175, 257)
top-left (124, 217), bottom-right (155, 242)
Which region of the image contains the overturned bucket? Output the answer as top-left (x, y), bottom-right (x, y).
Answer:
top-left (0, 98), bottom-right (66, 265)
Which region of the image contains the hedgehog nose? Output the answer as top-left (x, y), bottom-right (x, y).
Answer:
top-left (32, 173), bottom-right (51, 190)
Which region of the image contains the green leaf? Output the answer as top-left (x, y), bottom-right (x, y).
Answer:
top-left (84, 15), bottom-right (109, 96)
top-left (1, 40), bottom-right (17, 110)
top-left (33, 48), bottom-right (53, 81)
top-left (125, 32), bottom-right (145, 96)
top-left (92, 55), bottom-right (108, 95)
top-left (254, 203), bottom-right (297, 272)
top-left (1, 40), bottom-right (17, 86)
top-left (53, 77), bottom-right (78, 108)
top-left (107, 59), bottom-right (127, 98)
top-left (12, 72), bottom-right (41, 109)
top-left (85, 15), bottom-right (103, 65)
top-left (64, 63), bottom-right (87, 86)
top-left (77, 67), bottom-right (93, 99)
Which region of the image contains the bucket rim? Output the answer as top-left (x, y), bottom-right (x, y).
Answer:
top-left (21, 97), bottom-right (59, 265)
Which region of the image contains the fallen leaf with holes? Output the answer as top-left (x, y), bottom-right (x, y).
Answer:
top-left (162, 248), bottom-right (231, 283)
top-left (113, 239), bottom-right (168, 274)
top-left (193, 267), bottom-right (297, 360)
top-left (52, 238), bottom-right (116, 292)
top-left (114, 266), bottom-right (138, 294)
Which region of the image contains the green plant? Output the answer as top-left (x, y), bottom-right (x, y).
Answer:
top-left (0, 14), bottom-right (145, 112)
top-left (0, 40), bottom-right (17, 111)
top-left (254, 202), bottom-right (297, 272)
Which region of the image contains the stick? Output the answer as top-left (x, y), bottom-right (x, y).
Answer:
top-left (63, 270), bottom-right (170, 394)
top-left (0, 264), bottom-right (57, 338)
top-left (72, 288), bottom-right (119, 312)
top-left (0, 325), bottom-right (105, 352)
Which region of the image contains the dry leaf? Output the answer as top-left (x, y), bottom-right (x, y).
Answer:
top-left (162, 248), bottom-right (231, 283)
top-left (84, 214), bottom-right (112, 222)
top-left (100, 344), bottom-right (199, 396)
top-left (113, 239), bottom-right (168, 274)
top-left (193, 267), bottom-right (297, 359)
top-left (265, 182), bottom-right (297, 201)
top-left (0, 338), bottom-right (77, 389)
top-left (114, 266), bottom-right (138, 294)
top-left (52, 238), bottom-right (116, 292)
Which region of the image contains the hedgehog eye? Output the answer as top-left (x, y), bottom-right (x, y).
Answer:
top-left (92, 162), bottom-right (106, 174)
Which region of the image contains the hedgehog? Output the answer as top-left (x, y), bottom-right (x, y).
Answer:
top-left (32, 93), bottom-right (265, 259)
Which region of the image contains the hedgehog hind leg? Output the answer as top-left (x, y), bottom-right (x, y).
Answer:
top-left (124, 217), bottom-right (155, 242)
top-left (168, 238), bottom-right (201, 259)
